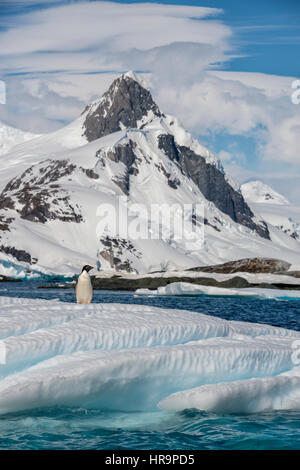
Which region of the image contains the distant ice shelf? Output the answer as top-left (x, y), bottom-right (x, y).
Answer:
top-left (0, 297), bottom-right (299, 415)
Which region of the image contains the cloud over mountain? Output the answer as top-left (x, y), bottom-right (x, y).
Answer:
top-left (0, 1), bottom-right (299, 201)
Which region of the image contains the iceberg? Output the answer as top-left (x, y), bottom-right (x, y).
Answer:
top-left (135, 281), bottom-right (300, 300)
top-left (0, 296), bottom-right (299, 415)
top-left (158, 367), bottom-right (300, 414)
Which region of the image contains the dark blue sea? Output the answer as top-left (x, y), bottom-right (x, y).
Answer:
top-left (0, 281), bottom-right (299, 450)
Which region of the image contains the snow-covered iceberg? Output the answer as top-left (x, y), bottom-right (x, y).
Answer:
top-left (0, 297), bottom-right (299, 415)
top-left (136, 281), bottom-right (300, 300)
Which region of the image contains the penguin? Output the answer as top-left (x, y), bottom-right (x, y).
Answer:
top-left (75, 265), bottom-right (94, 304)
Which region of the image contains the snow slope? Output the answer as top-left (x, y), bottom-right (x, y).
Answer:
top-left (241, 181), bottom-right (300, 243)
top-left (241, 181), bottom-right (290, 205)
top-left (0, 121), bottom-right (39, 157)
top-left (0, 298), bottom-right (299, 415)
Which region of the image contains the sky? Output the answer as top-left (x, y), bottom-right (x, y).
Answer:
top-left (0, 0), bottom-right (300, 202)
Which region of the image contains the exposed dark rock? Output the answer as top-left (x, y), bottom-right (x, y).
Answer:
top-left (95, 149), bottom-right (107, 168)
top-left (0, 215), bottom-right (14, 232)
top-left (0, 245), bottom-right (32, 263)
top-left (82, 74), bottom-right (162, 142)
top-left (99, 235), bottom-right (141, 272)
top-left (187, 257), bottom-right (291, 274)
top-left (5, 159), bottom-right (76, 192)
top-left (81, 168), bottom-right (99, 179)
top-left (158, 134), bottom-right (181, 164)
top-left (158, 134), bottom-right (270, 239)
top-left (0, 195), bottom-right (15, 211)
top-left (278, 225), bottom-right (299, 240)
top-left (107, 140), bottom-right (137, 166)
top-left (107, 140), bottom-right (139, 195)
top-left (40, 273), bottom-right (300, 292)
top-left (100, 250), bottom-right (135, 273)
top-left (154, 162), bottom-right (180, 189)
top-left (0, 275), bottom-right (22, 282)
top-left (0, 159), bottom-right (83, 224)
top-left (167, 177), bottom-right (180, 189)
top-left (203, 217), bottom-right (221, 232)
top-left (155, 162), bottom-right (170, 178)
top-left (88, 274), bottom-right (300, 291)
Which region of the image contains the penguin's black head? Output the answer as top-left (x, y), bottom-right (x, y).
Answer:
top-left (81, 265), bottom-right (94, 273)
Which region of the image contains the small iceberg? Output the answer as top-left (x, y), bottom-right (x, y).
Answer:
top-left (135, 281), bottom-right (300, 300)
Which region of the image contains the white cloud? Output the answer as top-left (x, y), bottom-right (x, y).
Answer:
top-left (0, 0), bottom-right (299, 201)
top-left (218, 149), bottom-right (247, 165)
top-left (0, 1), bottom-right (232, 132)
top-left (262, 115), bottom-right (300, 163)
top-left (0, 3), bottom-right (228, 57)
top-left (0, 80), bottom-right (5, 104)
top-left (218, 150), bottom-right (233, 162)
top-left (155, 72), bottom-right (300, 165)
top-left (0, 78), bottom-right (85, 133)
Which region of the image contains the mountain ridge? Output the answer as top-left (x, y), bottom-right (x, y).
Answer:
top-left (81, 73), bottom-right (269, 238)
top-left (0, 72), bottom-right (299, 277)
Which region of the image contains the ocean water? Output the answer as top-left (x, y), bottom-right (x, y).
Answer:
top-left (0, 281), bottom-right (299, 450)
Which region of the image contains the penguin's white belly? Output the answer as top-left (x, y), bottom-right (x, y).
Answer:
top-left (76, 275), bottom-right (93, 304)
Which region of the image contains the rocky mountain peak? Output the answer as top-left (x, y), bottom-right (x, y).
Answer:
top-left (82, 72), bottom-right (163, 142)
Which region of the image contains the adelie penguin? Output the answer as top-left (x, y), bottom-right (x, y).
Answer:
top-left (75, 265), bottom-right (94, 304)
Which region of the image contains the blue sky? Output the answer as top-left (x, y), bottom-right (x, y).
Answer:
top-left (1, 0), bottom-right (299, 76)
top-left (0, 0), bottom-right (299, 201)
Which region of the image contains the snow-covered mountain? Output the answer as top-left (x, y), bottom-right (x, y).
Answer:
top-left (0, 72), bottom-right (300, 277)
top-left (241, 181), bottom-right (300, 243)
top-left (241, 181), bottom-right (289, 205)
top-left (0, 121), bottom-right (39, 157)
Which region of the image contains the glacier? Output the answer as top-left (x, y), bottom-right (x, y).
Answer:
top-left (0, 297), bottom-right (299, 415)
